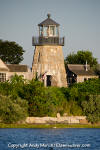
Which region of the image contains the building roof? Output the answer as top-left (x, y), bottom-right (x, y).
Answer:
top-left (67, 64), bottom-right (90, 71)
top-left (38, 14), bottom-right (60, 26)
top-left (71, 70), bottom-right (96, 76)
top-left (7, 64), bottom-right (28, 72)
top-left (0, 68), bottom-right (9, 72)
top-left (0, 59), bottom-right (9, 72)
top-left (67, 64), bottom-right (96, 76)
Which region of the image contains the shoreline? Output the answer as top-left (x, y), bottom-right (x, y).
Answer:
top-left (0, 123), bottom-right (100, 128)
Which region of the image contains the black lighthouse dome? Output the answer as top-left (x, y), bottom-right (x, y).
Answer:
top-left (38, 14), bottom-right (59, 26)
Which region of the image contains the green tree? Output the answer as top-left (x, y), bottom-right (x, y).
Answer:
top-left (18, 80), bottom-right (68, 117)
top-left (67, 100), bottom-right (83, 116)
top-left (82, 95), bottom-right (100, 124)
top-left (92, 64), bottom-right (100, 77)
top-left (0, 95), bottom-right (28, 123)
top-left (0, 74), bottom-right (26, 98)
top-left (44, 87), bottom-right (68, 116)
top-left (73, 78), bottom-right (100, 95)
top-left (61, 79), bottom-right (100, 116)
top-left (10, 74), bottom-right (26, 98)
top-left (65, 50), bottom-right (98, 67)
top-left (0, 81), bottom-right (11, 96)
top-left (19, 80), bottom-right (45, 116)
top-left (0, 40), bottom-right (25, 64)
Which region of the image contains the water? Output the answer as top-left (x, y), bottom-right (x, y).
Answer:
top-left (0, 128), bottom-right (100, 150)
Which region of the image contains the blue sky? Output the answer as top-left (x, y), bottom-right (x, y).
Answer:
top-left (0, 0), bottom-right (100, 67)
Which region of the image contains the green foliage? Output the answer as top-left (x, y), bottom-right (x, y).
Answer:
top-left (61, 79), bottom-right (100, 116)
top-left (69, 87), bottom-right (79, 100)
top-left (19, 81), bottom-right (68, 117)
top-left (0, 74), bottom-right (26, 98)
top-left (92, 64), bottom-right (100, 76)
top-left (82, 95), bottom-right (100, 124)
top-left (10, 74), bottom-right (26, 98)
top-left (60, 87), bottom-right (83, 115)
top-left (67, 100), bottom-right (83, 116)
top-left (0, 123), bottom-right (100, 128)
top-left (34, 72), bottom-right (39, 81)
top-left (0, 81), bottom-right (11, 96)
top-left (43, 87), bottom-right (68, 116)
top-left (0, 40), bottom-right (25, 64)
top-left (16, 79), bottom-right (49, 116)
top-left (73, 78), bottom-right (100, 95)
top-left (0, 74), bottom-right (100, 123)
top-left (65, 50), bottom-right (98, 67)
top-left (0, 95), bottom-right (28, 123)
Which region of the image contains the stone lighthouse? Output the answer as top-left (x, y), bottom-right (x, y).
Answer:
top-left (32, 14), bottom-right (67, 87)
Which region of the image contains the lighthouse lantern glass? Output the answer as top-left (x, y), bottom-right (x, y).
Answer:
top-left (56, 27), bottom-right (59, 36)
top-left (50, 26), bottom-right (55, 36)
top-left (40, 26), bottom-right (43, 36)
top-left (43, 26), bottom-right (49, 37)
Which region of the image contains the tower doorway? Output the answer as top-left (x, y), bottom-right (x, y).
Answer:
top-left (46, 75), bottom-right (51, 86)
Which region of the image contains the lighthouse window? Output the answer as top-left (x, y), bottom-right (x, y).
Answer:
top-left (50, 26), bottom-right (55, 36)
top-left (44, 27), bottom-right (48, 36)
top-left (56, 27), bottom-right (59, 36)
top-left (40, 27), bottom-right (43, 36)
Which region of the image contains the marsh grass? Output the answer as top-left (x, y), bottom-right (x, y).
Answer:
top-left (0, 123), bottom-right (100, 128)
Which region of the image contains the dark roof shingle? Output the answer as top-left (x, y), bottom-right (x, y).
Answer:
top-left (7, 64), bottom-right (28, 72)
top-left (67, 64), bottom-right (96, 76)
top-left (71, 70), bottom-right (96, 76)
top-left (0, 68), bottom-right (9, 71)
top-left (38, 14), bottom-right (59, 26)
top-left (67, 64), bottom-right (90, 71)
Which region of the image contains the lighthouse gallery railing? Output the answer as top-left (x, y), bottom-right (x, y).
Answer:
top-left (32, 36), bottom-right (64, 46)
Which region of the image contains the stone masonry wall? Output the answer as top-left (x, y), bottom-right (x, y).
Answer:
top-left (25, 116), bottom-right (87, 124)
top-left (32, 45), bottom-right (67, 87)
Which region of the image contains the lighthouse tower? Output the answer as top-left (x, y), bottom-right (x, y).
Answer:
top-left (32, 14), bottom-right (67, 87)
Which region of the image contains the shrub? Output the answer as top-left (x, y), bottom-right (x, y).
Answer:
top-left (73, 78), bottom-right (100, 95)
top-left (0, 95), bottom-right (28, 123)
top-left (82, 95), bottom-right (100, 124)
top-left (0, 81), bottom-right (11, 96)
top-left (0, 74), bottom-right (26, 98)
top-left (10, 74), bottom-right (26, 98)
top-left (43, 87), bottom-right (68, 117)
top-left (67, 100), bottom-right (83, 116)
top-left (19, 81), bottom-right (68, 117)
top-left (0, 75), bottom-right (100, 119)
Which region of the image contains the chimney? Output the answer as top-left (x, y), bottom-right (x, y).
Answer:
top-left (85, 60), bottom-right (88, 71)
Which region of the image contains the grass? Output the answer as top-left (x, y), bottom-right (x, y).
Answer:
top-left (0, 123), bottom-right (100, 128)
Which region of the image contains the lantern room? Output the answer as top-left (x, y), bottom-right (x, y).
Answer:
top-left (32, 14), bottom-right (64, 46)
top-left (38, 14), bottom-right (59, 37)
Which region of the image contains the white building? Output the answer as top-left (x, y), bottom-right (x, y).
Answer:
top-left (0, 59), bottom-right (32, 82)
